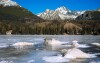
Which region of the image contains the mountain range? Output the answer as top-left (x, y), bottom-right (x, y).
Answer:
top-left (37, 6), bottom-right (85, 20)
top-left (0, 0), bottom-right (100, 21)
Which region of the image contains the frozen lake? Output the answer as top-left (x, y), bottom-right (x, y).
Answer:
top-left (0, 35), bottom-right (100, 63)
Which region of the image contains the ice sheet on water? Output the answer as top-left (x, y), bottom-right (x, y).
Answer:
top-left (78, 44), bottom-right (90, 48)
top-left (28, 60), bottom-right (35, 63)
top-left (94, 53), bottom-right (100, 55)
top-left (42, 56), bottom-right (70, 63)
top-left (91, 43), bottom-right (100, 47)
top-left (0, 45), bottom-right (8, 48)
top-left (12, 42), bottom-right (34, 49)
top-left (89, 59), bottom-right (100, 63)
top-left (0, 44), bottom-right (12, 48)
top-left (0, 61), bottom-right (13, 63)
top-left (33, 38), bottom-right (44, 41)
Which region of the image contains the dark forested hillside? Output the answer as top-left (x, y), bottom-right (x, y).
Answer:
top-left (76, 11), bottom-right (100, 20)
top-left (0, 6), bottom-right (43, 23)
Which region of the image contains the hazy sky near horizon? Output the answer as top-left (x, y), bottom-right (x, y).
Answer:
top-left (14, 0), bottom-right (100, 14)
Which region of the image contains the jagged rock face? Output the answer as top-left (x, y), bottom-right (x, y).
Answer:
top-left (76, 11), bottom-right (100, 20)
top-left (38, 9), bottom-right (61, 20)
top-left (37, 6), bottom-right (85, 20)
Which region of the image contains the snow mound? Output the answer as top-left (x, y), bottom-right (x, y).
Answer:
top-left (12, 42), bottom-right (34, 48)
top-left (64, 48), bottom-right (96, 59)
top-left (91, 43), bottom-right (100, 47)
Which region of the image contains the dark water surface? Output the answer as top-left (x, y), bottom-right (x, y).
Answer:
top-left (0, 35), bottom-right (100, 63)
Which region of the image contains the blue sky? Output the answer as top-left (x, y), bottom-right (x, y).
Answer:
top-left (14, 0), bottom-right (100, 14)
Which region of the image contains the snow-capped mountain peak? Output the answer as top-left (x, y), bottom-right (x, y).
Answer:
top-left (46, 9), bottom-right (50, 12)
top-left (0, 0), bottom-right (20, 7)
top-left (55, 6), bottom-right (71, 14)
top-left (56, 6), bottom-right (67, 11)
top-left (37, 6), bottom-right (85, 20)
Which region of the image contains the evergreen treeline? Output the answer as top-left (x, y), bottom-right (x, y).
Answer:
top-left (0, 20), bottom-right (100, 35)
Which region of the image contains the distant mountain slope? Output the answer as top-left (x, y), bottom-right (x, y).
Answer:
top-left (37, 6), bottom-right (85, 20)
top-left (0, 0), bottom-right (43, 22)
top-left (76, 11), bottom-right (100, 20)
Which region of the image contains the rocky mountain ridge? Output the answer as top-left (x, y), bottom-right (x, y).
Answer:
top-left (37, 6), bottom-right (85, 20)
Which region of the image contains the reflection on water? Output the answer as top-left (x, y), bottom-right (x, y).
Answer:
top-left (0, 35), bottom-right (100, 63)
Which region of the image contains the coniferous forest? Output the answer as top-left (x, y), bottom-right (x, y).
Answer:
top-left (0, 20), bottom-right (100, 35)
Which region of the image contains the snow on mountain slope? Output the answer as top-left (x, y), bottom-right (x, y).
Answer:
top-left (37, 6), bottom-right (85, 20)
top-left (0, 0), bottom-right (20, 7)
